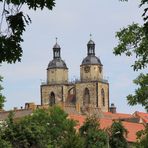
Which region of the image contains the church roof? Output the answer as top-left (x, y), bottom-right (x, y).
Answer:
top-left (53, 43), bottom-right (60, 49)
top-left (81, 55), bottom-right (102, 66)
top-left (87, 39), bottom-right (95, 45)
top-left (47, 58), bottom-right (68, 69)
top-left (81, 38), bottom-right (102, 66)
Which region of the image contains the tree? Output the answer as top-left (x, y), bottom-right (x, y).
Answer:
top-left (0, 75), bottom-right (5, 109)
top-left (109, 121), bottom-right (128, 148)
top-left (127, 73), bottom-right (148, 111)
top-left (0, 106), bottom-right (83, 148)
top-left (135, 126), bottom-right (148, 148)
top-left (79, 115), bottom-right (107, 148)
top-left (0, 0), bottom-right (55, 63)
top-left (114, 0), bottom-right (148, 111)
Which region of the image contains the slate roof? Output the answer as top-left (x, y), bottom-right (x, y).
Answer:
top-left (81, 55), bottom-right (102, 66)
top-left (47, 58), bottom-right (67, 69)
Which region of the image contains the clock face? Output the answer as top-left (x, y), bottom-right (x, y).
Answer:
top-left (84, 66), bottom-right (90, 73)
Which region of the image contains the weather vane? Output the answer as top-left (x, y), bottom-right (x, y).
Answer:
top-left (55, 37), bottom-right (58, 43)
top-left (90, 33), bottom-right (92, 40)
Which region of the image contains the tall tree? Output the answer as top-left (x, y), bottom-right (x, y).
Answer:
top-left (0, 0), bottom-right (55, 63)
top-left (114, 0), bottom-right (148, 111)
top-left (0, 75), bottom-right (5, 109)
top-left (109, 121), bottom-right (128, 148)
top-left (79, 115), bottom-right (107, 148)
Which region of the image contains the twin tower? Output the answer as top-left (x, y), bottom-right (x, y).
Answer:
top-left (41, 38), bottom-right (109, 113)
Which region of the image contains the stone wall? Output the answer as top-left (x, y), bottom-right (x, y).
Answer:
top-left (80, 65), bottom-right (103, 81)
top-left (41, 84), bottom-right (75, 105)
top-left (47, 68), bottom-right (68, 84)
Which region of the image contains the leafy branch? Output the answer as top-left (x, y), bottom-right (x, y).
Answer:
top-left (0, 0), bottom-right (55, 63)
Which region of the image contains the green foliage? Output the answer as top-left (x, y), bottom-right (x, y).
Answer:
top-left (0, 137), bottom-right (12, 148)
top-left (127, 73), bottom-right (148, 111)
top-left (135, 126), bottom-right (148, 148)
top-left (114, 23), bottom-right (148, 71)
top-left (0, 75), bottom-right (5, 109)
top-left (114, 0), bottom-right (148, 113)
top-left (0, 106), bottom-right (83, 148)
top-left (109, 121), bottom-right (128, 148)
top-left (79, 115), bottom-right (107, 148)
top-left (0, 0), bottom-right (55, 63)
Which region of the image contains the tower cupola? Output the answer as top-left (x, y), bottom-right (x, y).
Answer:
top-left (47, 39), bottom-right (68, 84)
top-left (87, 39), bottom-right (95, 56)
top-left (53, 41), bottom-right (61, 59)
top-left (80, 36), bottom-right (103, 82)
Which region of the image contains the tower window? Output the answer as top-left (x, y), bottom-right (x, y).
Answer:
top-left (49, 92), bottom-right (55, 106)
top-left (83, 88), bottom-right (90, 107)
top-left (101, 88), bottom-right (105, 106)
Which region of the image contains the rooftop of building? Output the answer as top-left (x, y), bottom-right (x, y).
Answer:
top-left (0, 103), bottom-right (147, 143)
top-left (69, 114), bottom-right (145, 143)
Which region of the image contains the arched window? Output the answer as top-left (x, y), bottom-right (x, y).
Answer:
top-left (83, 88), bottom-right (90, 106)
top-left (49, 92), bottom-right (55, 106)
top-left (101, 89), bottom-right (105, 106)
top-left (66, 87), bottom-right (76, 105)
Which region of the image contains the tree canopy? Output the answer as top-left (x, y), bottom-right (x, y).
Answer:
top-left (0, 106), bottom-right (83, 148)
top-left (0, 0), bottom-right (55, 63)
top-left (79, 115), bottom-right (107, 148)
top-left (109, 121), bottom-right (128, 148)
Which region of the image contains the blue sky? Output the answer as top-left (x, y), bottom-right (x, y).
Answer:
top-left (0, 0), bottom-right (146, 113)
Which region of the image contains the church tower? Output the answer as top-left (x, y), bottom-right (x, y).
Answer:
top-left (80, 38), bottom-right (103, 82)
top-left (41, 37), bottom-right (109, 113)
top-left (47, 40), bottom-right (68, 84)
top-left (41, 40), bottom-right (69, 106)
top-left (75, 37), bottom-right (109, 112)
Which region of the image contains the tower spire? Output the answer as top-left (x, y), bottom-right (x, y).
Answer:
top-left (53, 38), bottom-right (61, 59)
top-left (87, 35), bottom-right (95, 56)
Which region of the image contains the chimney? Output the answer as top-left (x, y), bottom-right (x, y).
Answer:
top-left (14, 107), bottom-right (18, 110)
top-left (110, 103), bottom-right (116, 114)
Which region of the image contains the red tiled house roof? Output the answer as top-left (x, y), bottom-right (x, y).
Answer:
top-left (103, 112), bottom-right (133, 119)
top-left (133, 111), bottom-right (148, 125)
top-left (69, 114), bottom-right (145, 143)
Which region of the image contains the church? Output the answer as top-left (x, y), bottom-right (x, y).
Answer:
top-left (40, 38), bottom-right (109, 113)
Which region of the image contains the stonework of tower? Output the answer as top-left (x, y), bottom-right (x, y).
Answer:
top-left (40, 38), bottom-right (109, 114)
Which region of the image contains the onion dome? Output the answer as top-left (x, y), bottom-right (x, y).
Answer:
top-left (82, 55), bottom-right (102, 65)
top-left (81, 39), bottom-right (102, 66)
top-left (47, 58), bottom-right (67, 69)
top-left (47, 40), bottom-right (68, 69)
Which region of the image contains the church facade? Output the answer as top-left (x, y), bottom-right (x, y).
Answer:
top-left (40, 38), bottom-right (109, 113)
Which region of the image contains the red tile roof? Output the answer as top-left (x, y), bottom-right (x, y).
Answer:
top-left (134, 111), bottom-right (148, 124)
top-left (122, 121), bottom-right (144, 142)
top-left (103, 112), bottom-right (133, 119)
top-left (69, 114), bottom-right (145, 143)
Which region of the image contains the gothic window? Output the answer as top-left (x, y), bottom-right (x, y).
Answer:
top-left (83, 88), bottom-right (90, 106)
top-left (101, 88), bottom-right (105, 106)
top-left (66, 87), bottom-right (76, 105)
top-left (49, 92), bottom-right (55, 106)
